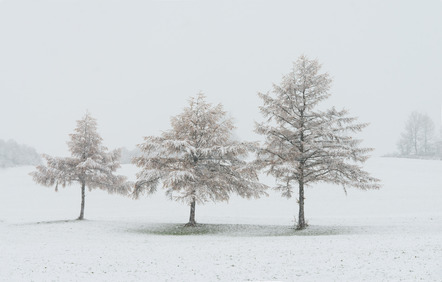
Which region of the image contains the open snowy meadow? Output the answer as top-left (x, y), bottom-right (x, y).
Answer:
top-left (1, 157), bottom-right (441, 281)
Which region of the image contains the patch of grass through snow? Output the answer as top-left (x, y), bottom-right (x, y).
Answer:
top-left (130, 223), bottom-right (360, 237)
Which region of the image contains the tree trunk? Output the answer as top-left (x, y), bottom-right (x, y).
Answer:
top-left (297, 181), bottom-right (306, 230)
top-left (298, 96), bottom-right (307, 230)
top-left (77, 181), bottom-right (86, 220)
top-left (185, 198), bottom-right (197, 227)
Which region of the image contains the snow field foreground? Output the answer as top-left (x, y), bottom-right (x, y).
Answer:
top-left (1, 157), bottom-right (442, 281)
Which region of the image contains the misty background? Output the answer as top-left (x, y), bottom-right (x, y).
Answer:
top-left (1, 0), bottom-right (441, 157)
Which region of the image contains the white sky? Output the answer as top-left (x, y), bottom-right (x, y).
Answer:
top-left (1, 0), bottom-right (441, 156)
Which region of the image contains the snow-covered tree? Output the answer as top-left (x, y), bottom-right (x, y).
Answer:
top-left (255, 55), bottom-right (380, 230)
top-left (30, 112), bottom-right (131, 220)
top-left (397, 112), bottom-right (435, 156)
top-left (421, 114), bottom-right (435, 155)
top-left (134, 93), bottom-right (267, 226)
top-left (0, 139), bottom-right (41, 168)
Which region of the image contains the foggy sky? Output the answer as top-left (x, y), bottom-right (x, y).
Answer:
top-left (1, 0), bottom-right (441, 156)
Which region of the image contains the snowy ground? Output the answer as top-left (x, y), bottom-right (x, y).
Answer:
top-left (1, 157), bottom-right (441, 281)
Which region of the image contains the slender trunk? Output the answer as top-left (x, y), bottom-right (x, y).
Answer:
top-left (297, 181), bottom-right (306, 230)
top-left (297, 89), bottom-right (307, 230)
top-left (186, 198), bottom-right (197, 227)
top-left (78, 181), bottom-right (86, 220)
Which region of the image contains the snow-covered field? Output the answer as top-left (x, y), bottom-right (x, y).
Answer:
top-left (1, 157), bottom-right (441, 281)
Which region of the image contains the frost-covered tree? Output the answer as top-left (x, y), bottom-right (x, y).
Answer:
top-left (397, 112), bottom-right (435, 156)
top-left (0, 139), bottom-right (41, 168)
top-left (255, 55), bottom-right (380, 230)
top-left (31, 112), bottom-right (131, 220)
top-left (134, 93), bottom-right (267, 226)
top-left (421, 114), bottom-right (435, 155)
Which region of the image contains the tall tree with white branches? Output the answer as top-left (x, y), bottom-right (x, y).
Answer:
top-left (134, 93), bottom-right (267, 226)
top-left (255, 55), bottom-right (380, 230)
top-left (31, 112), bottom-right (131, 220)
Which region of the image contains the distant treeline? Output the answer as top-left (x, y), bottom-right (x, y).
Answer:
top-left (119, 147), bottom-right (142, 164)
top-left (0, 139), bottom-right (41, 168)
top-left (395, 111), bottom-right (442, 159)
